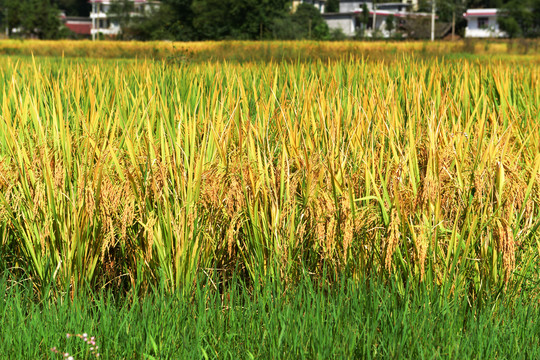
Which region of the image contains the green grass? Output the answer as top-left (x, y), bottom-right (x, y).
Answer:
top-left (1, 272), bottom-right (539, 359)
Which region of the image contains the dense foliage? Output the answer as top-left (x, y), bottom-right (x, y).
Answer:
top-left (125, 0), bottom-right (540, 40)
top-left (498, 0), bottom-right (540, 38)
top-left (0, 0), bottom-right (64, 39)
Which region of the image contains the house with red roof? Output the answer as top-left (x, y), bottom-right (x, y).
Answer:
top-left (60, 13), bottom-right (92, 37)
top-left (89, 0), bottom-right (159, 39)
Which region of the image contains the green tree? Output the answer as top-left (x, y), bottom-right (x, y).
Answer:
top-left (159, 0), bottom-right (197, 40)
top-left (107, 0), bottom-right (135, 39)
top-left (437, 0), bottom-right (467, 39)
top-left (191, 0), bottom-right (231, 39)
top-left (417, 0), bottom-right (431, 12)
top-left (355, 2), bottom-right (370, 38)
top-left (498, 0), bottom-right (540, 38)
top-left (325, 0), bottom-right (339, 13)
top-left (272, 16), bottom-right (303, 39)
top-left (0, 0), bottom-right (63, 39)
top-left (466, 0), bottom-right (504, 7)
top-left (386, 14), bottom-right (395, 34)
top-left (229, 0), bottom-right (280, 39)
top-left (192, 0), bottom-right (289, 40)
top-left (292, 3), bottom-right (329, 39)
top-left (133, 0), bottom-right (196, 40)
top-left (53, 0), bottom-right (90, 16)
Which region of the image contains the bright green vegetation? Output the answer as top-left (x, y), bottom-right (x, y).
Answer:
top-left (1, 273), bottom-right (539, 359)
top-left (0, 43), bottom-right (539, 358)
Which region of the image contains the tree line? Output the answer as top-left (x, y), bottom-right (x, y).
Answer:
top-left (0, 0), bottom-right (538, 39)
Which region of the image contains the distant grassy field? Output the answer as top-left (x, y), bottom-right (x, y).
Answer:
top-left (0, 41), bottom-right (539, 358)
top-left (0, 39), bottom-right (539, 62)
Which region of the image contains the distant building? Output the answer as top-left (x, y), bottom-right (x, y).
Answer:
top-left (89, 0), bottom-right (159, 39)
top-left (463, 9), bottom-right (506, 38)
top-left (402, 0), bottom-right (419, 11)
top-left (60, 13), bottom-right (92, 36)
top-left (292, 0), bottom-right (327, 13)
top-left (322, 1), bottom-right (432, 38)
top-left (326, 0), bottom-right (418, 13)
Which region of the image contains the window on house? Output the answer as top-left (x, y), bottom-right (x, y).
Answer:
top-left (478, 17), bottom-right (489, 29)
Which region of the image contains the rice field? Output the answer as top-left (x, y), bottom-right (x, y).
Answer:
top-left (0, 41), bottom-right (539, 358)
top-left (0, 39), bottom-right (539, 62)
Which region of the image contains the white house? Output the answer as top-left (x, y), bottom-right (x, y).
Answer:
top-left (323, 1), bottom-right (430, 38)
top-left (464, 9), bottom-right (507, 38)
top-left (89, 0), bottom-right (159, 39)
top-left (336, 1), bottom-right (414, 13)
top-left (292, 0), bottom-right (327, 13)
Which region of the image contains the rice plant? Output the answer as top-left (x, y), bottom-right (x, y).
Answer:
top-left (0, 47), bottom-right (538, 301)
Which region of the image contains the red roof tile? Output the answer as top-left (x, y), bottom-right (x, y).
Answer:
top-left (66, 22), bottom-right (92, 35)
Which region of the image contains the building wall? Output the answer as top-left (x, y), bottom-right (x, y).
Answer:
top-left (325, 14), bottom-right (356, 36)
top-left (292, 0), bottom-right (326, 13)
top-left (338, 1), bottom-right (415, 13)
top-left (465, 16), bottom-right (506, 37)
top-left (324, 13), bottom-right (393, 37)
top-left (402, 0), bottom-right (418, 11)
top-left (90, 0), bottom-right (159, 37)
top-left (466, 16), bottom-right (497, 31)
top-left (339, 1), bottom-right (369, 13)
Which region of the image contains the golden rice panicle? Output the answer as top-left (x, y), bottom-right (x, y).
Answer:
top-left (503, 222), bottom-right (515, 284)
top-left (144, 214), bottom-right (157, 263)
top-left (416, 221), bottom-right (429, 282)
top-left (385, 207), bottom-right (401, 272)
top-left (341, 195), bottom-right (353, 263)
top-left (121, 198), bottom-right (135, 241)
top-left (226, 216), bottom-right (240, 258)
top-left (422, 171), bottom-right (438, 208)
top-left (500, 159), bottom-right (531, 220)
top-left (496, 219), bottom-right (516, 283)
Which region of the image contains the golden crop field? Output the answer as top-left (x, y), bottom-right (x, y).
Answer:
top-left (1, 39), bottom-right (539, 62)
top-left (0, 43), bottom-right (539, 298)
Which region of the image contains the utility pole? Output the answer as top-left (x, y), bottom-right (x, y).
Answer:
top-left (4, 7), bottom-right (8, 38)
top-left (91, 1), bottom-right (96, 41)
top-left (430, 0), bottom-right (436, 41)
top-left (372, 1), bottom-right (377, 38)
top-left (452, 10), bottom-right (455, 41)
